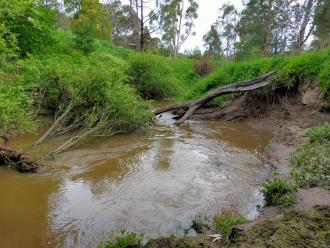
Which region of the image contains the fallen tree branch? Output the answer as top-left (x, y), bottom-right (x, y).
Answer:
top-left (155, 71), bottom-right (276, 125)
top-left (34, 102), bottom-right (74, 146)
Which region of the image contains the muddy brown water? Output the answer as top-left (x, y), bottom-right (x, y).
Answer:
top-left (0, 102), bottom-right (272, 248)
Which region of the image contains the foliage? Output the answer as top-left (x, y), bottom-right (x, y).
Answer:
top-left (156, 0), bottom-right (199, 57)
top-left (203, 25), bottom-right (222, 59)
top-left (193, 57), bottom-right (214, 76)
top-left (291, 123), bottom-right (330, 190)
top-left (99, 230), bottom-right (143, 248)
top-left (128, 53), bottom-right (185, 99)
top-left (306, 123), bottom-right (330, 143)
top-left (67, 0), bottom-right (112, 54)
top-left (214, 212), bottom-right (248, 237)
top-left (313, 0), bottom-right (330, 49)
top-left (184, 49), bottom-right (330, 101)
top-left (0, 0), bottom-right (56, 57)
top-left (0, 71), bottom-right (34, 136)
top-left (261, 174), bottom-right (295, 208)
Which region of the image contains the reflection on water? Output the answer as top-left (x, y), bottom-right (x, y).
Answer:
top-left (1, 103), bottom-right (272, 248)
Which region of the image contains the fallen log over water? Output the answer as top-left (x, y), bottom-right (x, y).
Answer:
top-left (155, 71), bottom-right (276, 126)
top-left (0, 146), bottom-right (39, 173)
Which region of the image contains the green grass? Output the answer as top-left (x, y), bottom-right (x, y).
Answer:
top-left (99, 230), bottom-right (143, 248)
top-left (291, 123), bottom-right (330, 190)
top-left (183, 49), bottom-right (330, 102)
top-left (214, 212), bottom-right (248, 237)
top-left (261, 174), bottom-right (295, 208)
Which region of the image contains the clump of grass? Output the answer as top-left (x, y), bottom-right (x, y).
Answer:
top-left (306, 122), bottom-right (330, 143)
top-left (261, 174), bottom-right (295, 208)
top-left (291, 123), bottom-right (330, 189)
top-left (214, 211), bottom-right (248, 237)
top-left (99, 230), bottom-right (143, 248)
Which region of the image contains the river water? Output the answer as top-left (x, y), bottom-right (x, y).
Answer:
top-left (0, 102), bottom-right (271, 248)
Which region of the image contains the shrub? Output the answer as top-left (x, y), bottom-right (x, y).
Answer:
top-left (261, 175), bottom-right (295, 208)
top-left (0, 77), bottom-right (34, 136)
top-left (18, 52), bottom-right (154, 152)
top-left (193, 56), bottom-right (214, 76)
top-left (99, 230), bottom-right (143, 248)
top-left (214, 212), bottom-right (248, 237)
top-left (73, 25), bottom-right (95, 54)
top-left (0, 0), bottom-right (56, 56)
top-left (128, 53), bottom-right (184, 99)
top-left (291, 124), bottom-right (330, 190)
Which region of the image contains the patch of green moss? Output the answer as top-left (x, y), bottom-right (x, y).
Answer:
top-left (231, 206), bottom-right (330, 248)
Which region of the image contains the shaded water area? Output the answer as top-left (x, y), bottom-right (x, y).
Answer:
top-left (0, 102), bottom-right (272, 248)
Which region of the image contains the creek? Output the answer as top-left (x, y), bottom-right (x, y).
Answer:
top-left (0, 102), bottom-right (272, 248)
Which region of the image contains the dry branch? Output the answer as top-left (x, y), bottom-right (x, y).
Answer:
top-left (34, 103), bottom-right (74, 146)
top-left (155, 71), bottom-right (276, 125)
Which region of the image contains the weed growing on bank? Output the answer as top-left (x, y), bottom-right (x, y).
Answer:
top-left (291, 123), bottom-right (330, 189)
top-left (99, 230), bottom-right (143, 248)
top-left (261, 173), bottom-right (295, 208)
top-left (214, 212), bottom-right (248, 238)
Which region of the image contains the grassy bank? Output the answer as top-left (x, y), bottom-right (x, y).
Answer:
top-left (183, 49), bottom-right (330, 104)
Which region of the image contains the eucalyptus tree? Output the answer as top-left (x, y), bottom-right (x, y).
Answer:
top-left (203, 25), bottom-right (222, 59)
top-left (156, 0), bottom-right (199, 57)
top-left (215, 4), bottom-right (239, 59)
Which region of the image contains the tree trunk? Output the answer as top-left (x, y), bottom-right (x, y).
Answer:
top-left (155, 71), bottom-right (276, 125)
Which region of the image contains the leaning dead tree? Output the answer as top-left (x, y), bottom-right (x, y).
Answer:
top-left (155, 71), bottom-right (276, 125)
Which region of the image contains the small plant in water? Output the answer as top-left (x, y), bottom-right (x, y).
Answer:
top-left (214, 211), bottom-right (248, 237)
top-left (261, 173), bottom-right (295, 208)
top-left (99, 230), bottom-right (143, 248)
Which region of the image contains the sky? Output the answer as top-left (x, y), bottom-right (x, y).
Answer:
top-left (181, 0), bottom-right (243, 52)
top-left (119, 0), bottom-right (243, 52)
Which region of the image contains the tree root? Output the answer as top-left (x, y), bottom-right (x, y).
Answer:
top-left (0, 146), bottom-right (39, 173)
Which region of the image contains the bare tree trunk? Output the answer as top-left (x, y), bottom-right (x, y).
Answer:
top-left (34, 103), bottom-right (74, 146)
top-left (155, 71), bottom-right (276, 125)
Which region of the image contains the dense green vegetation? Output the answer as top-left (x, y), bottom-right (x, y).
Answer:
top-left (184, 49), bottom-right (330, 101)
top-left (291, 123), bottom-right (330, 189)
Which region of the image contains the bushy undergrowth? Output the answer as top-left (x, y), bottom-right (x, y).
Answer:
top-left (23, 51), bottom-right (154, 138)
top-left (0, 68), bottom-right (35, 136)
top-left (291, 123), bottom-right (330, 189)
top-left (99, 230), bottom-right (143, 248)
top-left (184, 49), bottom-right (330, 101)
top-left (128, 53), bottom-right (186, 99)
top-left (261, 174), bottom-right (295, 208)
top-left (214, 212), bottom-right (248, 237)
